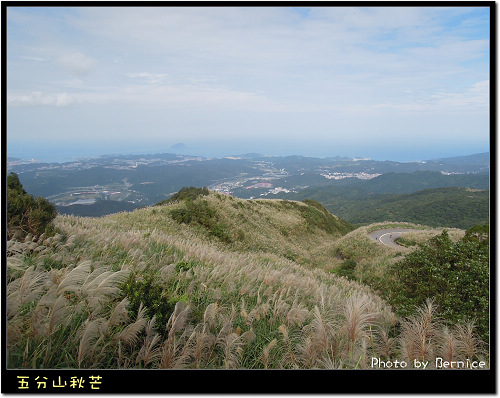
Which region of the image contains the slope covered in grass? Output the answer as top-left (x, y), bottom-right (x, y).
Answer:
top-left (6, 192), bottom-right (488, 369)
top-left (117, 191), bottom-right (354, 269)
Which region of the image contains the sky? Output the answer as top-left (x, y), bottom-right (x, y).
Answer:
top-left (6, 6), bottom-right (490, 162)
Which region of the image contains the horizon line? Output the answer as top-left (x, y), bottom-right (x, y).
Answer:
top-left (6, 149), bottom-right (489, 165)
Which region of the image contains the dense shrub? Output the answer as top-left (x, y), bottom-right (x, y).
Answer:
top-left (7, 172), bottom-right (57, 239)
top-left (333, 259), bottom-right (358, 280)
top-left (121, 270), bottom-right (177, 335)
top-left (156, 186), bottom-right (209, 206)
top-left (170, 199), bottom-right (231, 243)
top-left (388, 227), bottom-right (489, 342)
top-left (463, 223), bottom-right (489, 246)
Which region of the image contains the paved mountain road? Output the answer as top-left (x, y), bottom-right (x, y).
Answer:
top-left (368, 228), bottom-right (415, 248)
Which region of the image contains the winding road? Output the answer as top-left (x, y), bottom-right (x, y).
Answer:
top-left (368, 229), bottom-right (414, 248)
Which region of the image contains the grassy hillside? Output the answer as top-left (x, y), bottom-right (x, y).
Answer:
top-left (6, 192), bottom-right (488, 370)
top-left (127, 191), bottom-right (353, 269)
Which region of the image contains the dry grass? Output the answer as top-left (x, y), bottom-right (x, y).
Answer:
top-left (6, 193), bottom-right (488, 369)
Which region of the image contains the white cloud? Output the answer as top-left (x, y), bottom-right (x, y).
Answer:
top-left (21, 56), bottom-right (48, 62)
top-left (7, 91), bottom-right (73, 107)
top-left (124, 72), bottom-right (169, 84)
top-left (431, 80), bottom-right (489, 109)
top-left (7, 82), bottom-right (286, 113)
top-left (6, 6), bottom-right (490, 159)
top-left (57, 52), bottom-right (96, 76)
top-left (59, 79), bottom-right (84, 88)
top-left (371, 80), bottom-right (489, 113)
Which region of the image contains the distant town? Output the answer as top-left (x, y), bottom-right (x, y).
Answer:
top-left (7, 152), bottom-right (489, 214)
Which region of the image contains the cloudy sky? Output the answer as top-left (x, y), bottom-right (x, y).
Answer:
top-left (7, 6), bottom-right (490, 162)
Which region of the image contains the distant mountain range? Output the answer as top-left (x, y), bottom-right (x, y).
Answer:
top-left (7, 151), bottom-right (489, 228)
top-left (271, 167), bottom-right (489, 229)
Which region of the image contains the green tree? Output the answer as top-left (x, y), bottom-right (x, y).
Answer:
top-left (388, 228), bottom-right (489, 342)
top-left (7, 172), bottom-right (57, 239)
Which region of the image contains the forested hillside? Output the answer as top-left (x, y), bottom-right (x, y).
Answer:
top-left (360, 170), bottom-right (489, 194)
top-left (278, 186), bottom-right (488, 229)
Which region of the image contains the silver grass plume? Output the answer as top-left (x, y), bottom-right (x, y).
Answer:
top-left (307, 306), bottom-right (337, 357)
top-left (454, 321), bottom-right (487, 361)
top-left (86, 269), bottom-right (129, 297)
top-left (316, 354), bottom-right (343, 369)
top-left (48, 295), bottom-right (71, 335)
top-left (165, 301), bottom-right (190, 336)
top-left (203, 302), bottom-right (220, 329)
top-left (341, 292), bottom-right (378, 350)
top-left (107, 298), bottom-right (130, 329)
top-left (85, 269), bottom-right (130, 313)
top-left (399, 298), bottom-right (440, 363)
top-left (159, 302), bottom-right (192, 369)
top-left (221, 332), bottom-right (244, 369)
top-left (77, 318), bottom-right (106, 368)
top-left (240, 297), bottom-right (248, 324)
top-left (136, 316), bottom-right (162, 367)
top-left (260, 338), bottom-right (278, 369)
top-left (437, 326), bottom-right (459, 364)
top-left (278, 324), bottom-right (301, 368)
top-left (296, 336), bottom-right (317, 368)
top-left (6, 256), bottom-right (27, 281)
top-left (246, 306), bottom-right (260, 325)
top-left (241, 328), bottom-right (256, 344)
top-left (7, 266), bottom-right (46, 317)
top-left (186, 324), bottom-right (216, 368)
top-left (349, 337), bottom-right (368, 369)
top-left (116, 303), bottom-right (147, 346)
top-left (159, 333), bottom-right (191, 369)
top-left (373, 324), bottom-right (396, 360)
top-left (286, 304), bottom-right (309, 327)
top-left (57, 260), bottom-right (93, 295)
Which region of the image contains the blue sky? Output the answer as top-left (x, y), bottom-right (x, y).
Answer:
top-left (7, 6), bottom-right (490, 162)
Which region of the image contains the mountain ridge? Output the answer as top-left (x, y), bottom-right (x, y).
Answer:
top-left (106, 189), bottom-right (354, 269)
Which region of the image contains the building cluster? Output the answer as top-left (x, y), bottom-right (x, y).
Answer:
top-left (320, 172), bottom-right (381, 180)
